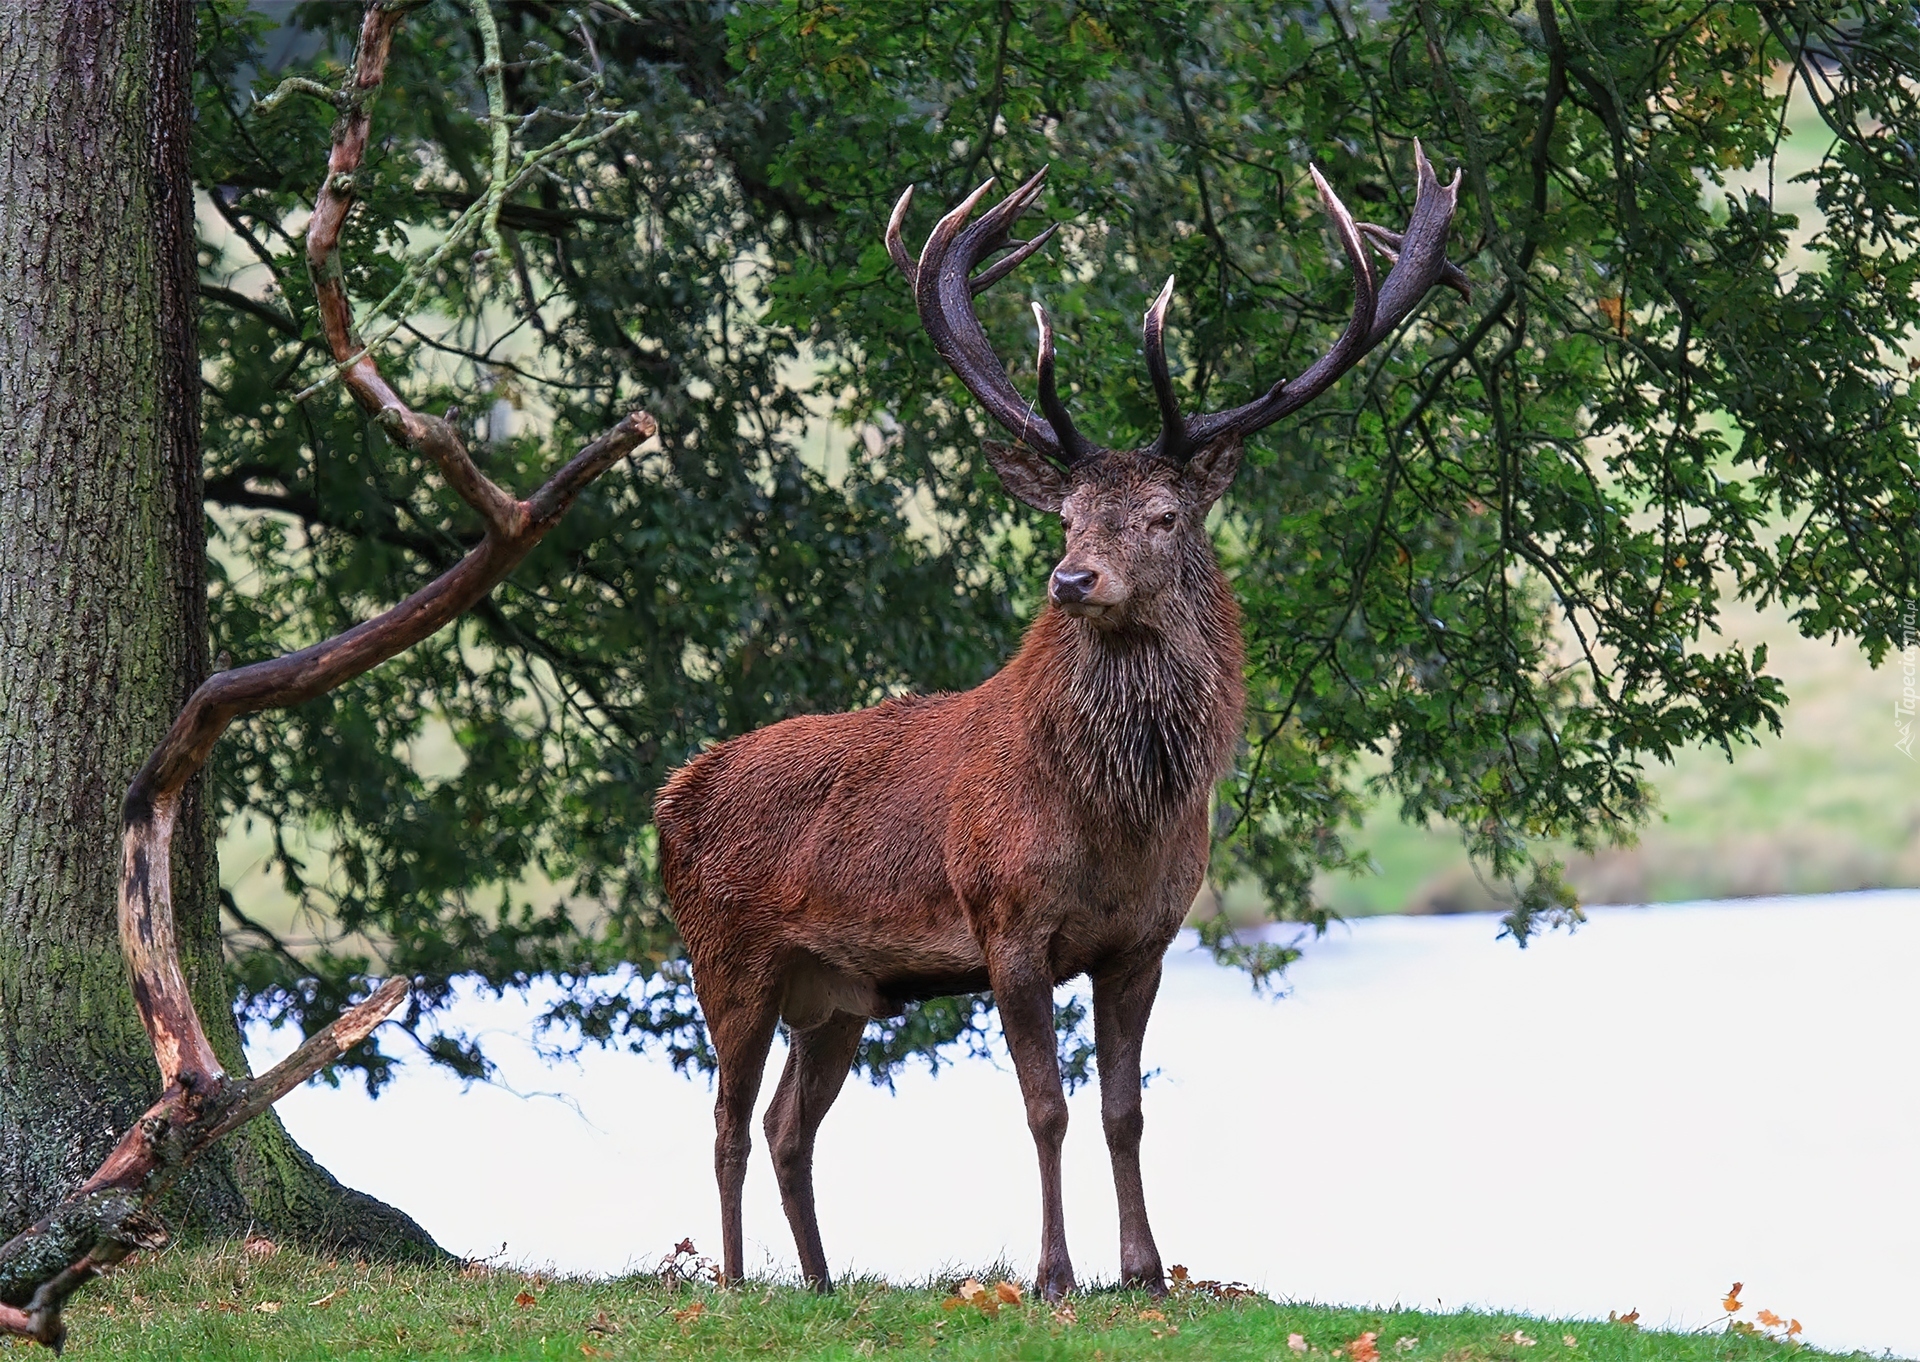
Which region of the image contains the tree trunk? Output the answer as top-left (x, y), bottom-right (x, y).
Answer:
top-left (0, 0), bottom-right (433, 1256)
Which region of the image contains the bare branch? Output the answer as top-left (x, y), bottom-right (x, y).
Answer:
top-left (0, 3), bottom-right (657, 1345)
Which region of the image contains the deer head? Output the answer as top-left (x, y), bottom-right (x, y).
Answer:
top-left (887, 148), bottom-right (1468, 629)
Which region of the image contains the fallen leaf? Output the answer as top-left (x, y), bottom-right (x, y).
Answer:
top-left (1349, 1331), bottom-right (1381, 1362)
top-left (1609, 1308), bottom-right (1640, 1328)
top-left (940, 1297), bottom-right (964, 1312)
top-left (1789, 1320), bottom-right (1803, 1337)
top-left (995, 1281), bottom-right (1023, 1305)
top-left (579, 1346), bottom-right (606, 1359)
top-left (1563, 1335), bottom-right (1579, 1348)
top-left (672, 1301), bottom-right (705, 1326)
top-left (1509, 1329), bottom-right (1536, 1347)
top-left (243, 1237), bottom-right (279, 1260)
top-left (674, 1238), bottom-right (696, 1255)
top-left (308, 1288), bottom-right (344, 1309)
top-left (1395, 1337), bottom-right (1419, 1353)
top-left (1723, 1282), bottom-right (1743, 1313)
top-left (1138, 1309), bottom-right (1167, 1323)
top-left (515, 1291), bottom-right (538, 1309)
top-left (1169, 1265), bottom-right (1190, 1285)
top-left (1051, 1303), bottom-right (1077, 1327)
top-left (1757, 1309), bottom-right (1783, 1328)
top-left (1288, 1334), bottom-right (1309, 1355)
top-left (252, 1301), bottom-right (281, 1315)
top-left (216, 1301), bottom-right (241, 1314)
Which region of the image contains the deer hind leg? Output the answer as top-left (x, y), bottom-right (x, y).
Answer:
top-left (701, 973), bottom-right (781, 1286)
top-left (987, 949), bottom-right (1076, 1300)
top-left (762, 1009), bottom-right (865, 1293)
top-left (1092, 956), bottom-right (1167, 1294)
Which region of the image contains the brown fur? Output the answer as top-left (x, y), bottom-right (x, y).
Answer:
top-left (657, 451), bottom-right (1247, 1298)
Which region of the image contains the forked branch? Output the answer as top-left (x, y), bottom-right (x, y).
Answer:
top-left (0, 3), bottom-right (656, 1349)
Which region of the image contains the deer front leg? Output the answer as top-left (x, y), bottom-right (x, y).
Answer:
top-left (988, 950), bottom-right (1076, 1300)
top-left (1092, 955), bottom-right (1167, 1294)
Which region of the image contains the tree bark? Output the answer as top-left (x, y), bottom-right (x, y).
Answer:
top-left (0, 0), bottom-right (432, 1256)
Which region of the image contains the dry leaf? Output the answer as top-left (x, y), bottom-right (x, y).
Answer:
top-left (587, 1309), bottom-right (619, 1335)
top-left (1395, 1337), bottom-right (1419, 1353)
top-left (1138, 1309), bottom-right (1167, 1323)
top-left (216, 1301), bottom-right (241, 1314)
top-left (308, 1288), bottom-right (344, 1309)
top-left (1563, 1335), bottom-right (1579, 1348)
top-left (1288, 1334), bottom-right (1309, 1355)
top-left (1609, 1308), bottom-right (1640, 1327)
top-left (579, 1346), bottom-right (606, 1359)
top-left (1051, 1303), bottom-right (1077, 1327)
top-left (1723, 1282), bottom-right (1743, 1313)
top-left (1757, 1309), bottom-right (1783, 1328)
top-left (242, 1236), bottom-right (279, 1260)
top-left (1349, 1330), bottom-right (1381, 1362)
top-left (673, 1300), bottom-right (706, 1326)
top-left (940, 1296), bottom-right (964, 1312)
top-left (514, 1291), bottom-right (538, 1309)
top-left (1597, 295), bottom-right (1629, 335)
top-left (1510, 1330), bottom-right (1537, 1347)
top-left (459, 1262), bottom-right (494, 1280)
top-left (252, 1301), bottom-right (281, 1315)
top-left (1169, 1265), bottom-right (1190, 1285)
top-left (1789, 1320), bottom-right (1803, 1337)
top-left (995, 1281), bottom-right (1023, 1305)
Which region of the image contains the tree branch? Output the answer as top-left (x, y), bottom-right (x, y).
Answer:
top-left (0, 4), bottom-right (656, 1347)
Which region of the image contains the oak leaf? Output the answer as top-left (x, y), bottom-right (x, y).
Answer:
top-left (1349, 1330), bottom-right (1381, 1362)
top-left (1756, 1309), bottom-right (1783, 1328)
top-left (1722, 1282), bottom-right (1742, 1313)
top-left (995, 1280), bottom-right (1023, 1305)
top-left (514, 1291), bottom-right (537, 1308)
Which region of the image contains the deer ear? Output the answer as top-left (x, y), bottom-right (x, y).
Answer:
top-left (982, 439), bottom-right (1070, 513)
top-left (1181, 438), bottom-right (1245, 509)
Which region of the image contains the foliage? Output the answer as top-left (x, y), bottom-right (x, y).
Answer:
top-left (193, 1), bottom-right (1917, 1087)
top-left (47, 1238), bottom-right (1846, 1361)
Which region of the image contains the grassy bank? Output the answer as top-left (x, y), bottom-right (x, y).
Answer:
top-left (12, 1239), bottom-right (1869, 1361)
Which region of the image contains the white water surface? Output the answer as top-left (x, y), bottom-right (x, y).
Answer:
top-left (249, 891), bottom-right (1920, 1358)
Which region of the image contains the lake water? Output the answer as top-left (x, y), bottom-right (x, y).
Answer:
top-left (250, 891), bottom-right (1920, 1358)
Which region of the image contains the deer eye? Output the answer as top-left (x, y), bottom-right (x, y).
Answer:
top-left (1060, 517), bottom-right (1073, 532)
top-left (1154, 510), bottom-right (1178, 530)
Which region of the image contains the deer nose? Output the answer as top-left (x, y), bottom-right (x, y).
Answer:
top-left (1050, 567), bottom-right (1099, 603)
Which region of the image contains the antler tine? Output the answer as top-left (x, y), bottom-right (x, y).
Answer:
top-left (1141, 276), bottom-right (1187, 463)
top-left (895, 169), bottom-right (1075, 467)
top-left (973, 221), bottom-right (1060, 296)
top-left (1177, 145), bottom-right (1474, 454)
top-left (885, 184), bottom-right (919, 290)
top-left (1031, 301), bottom-right (1091, 461)
top-left (1357, 139), bottom-right (1469, 342)
top-left (1183, 164), bottom-right (1379, 450)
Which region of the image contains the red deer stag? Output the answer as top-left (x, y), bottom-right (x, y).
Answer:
top-left (656, 146), bottom-right (1465, 1299)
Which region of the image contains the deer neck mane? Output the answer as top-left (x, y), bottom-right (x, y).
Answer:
top-left (1020, 550), bottom-right (1245, 833)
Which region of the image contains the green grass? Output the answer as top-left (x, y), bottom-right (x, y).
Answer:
top-left (14, 1240), bottom-right (1871, 1361)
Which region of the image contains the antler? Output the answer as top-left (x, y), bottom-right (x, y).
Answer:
top-left (1151, 141), bottom-right (1468, 463)
top-left (887, 168), bottom-right (1089, 469)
